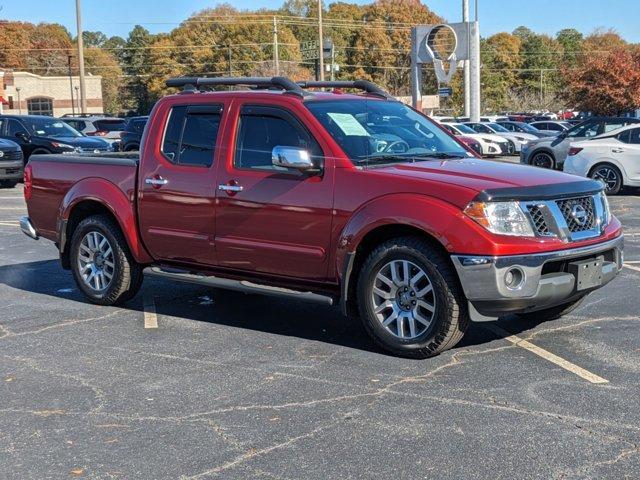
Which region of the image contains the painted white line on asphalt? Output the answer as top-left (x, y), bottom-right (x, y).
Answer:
top-left (0, 221), bottom-right (19, 227)
top-left (625, 260), bottom-right (640, 264)
top-left (485, 324), bottom-right (608, 384)
top-left (623, 264), bottom-right (640, 273)
top-left (143, 296), bottom-right (158, 329)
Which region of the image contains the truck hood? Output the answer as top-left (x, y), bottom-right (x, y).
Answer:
top-left (372, 158), bottom-right (593, 208)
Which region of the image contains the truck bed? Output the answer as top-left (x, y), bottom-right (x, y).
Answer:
top-left (26, 153), bottom-right (139, 242)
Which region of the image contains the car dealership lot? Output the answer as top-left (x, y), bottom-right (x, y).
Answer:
top-left (1, 175), bottom-right (639, 479)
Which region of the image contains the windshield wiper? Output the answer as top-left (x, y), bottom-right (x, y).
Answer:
top-left (411, 152), bottom-right (466, 159)
top-left (353, 155), bottom-right (413, 165)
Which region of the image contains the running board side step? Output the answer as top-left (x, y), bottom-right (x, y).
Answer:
top-left (144, 267), bottom-right (335, 306)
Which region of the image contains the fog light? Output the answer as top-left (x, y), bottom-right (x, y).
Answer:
top-left (504, 267), bottom-right (525, 290)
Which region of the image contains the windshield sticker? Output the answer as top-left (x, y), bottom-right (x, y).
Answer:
top-left (327, 113), bottom-right (370, 137)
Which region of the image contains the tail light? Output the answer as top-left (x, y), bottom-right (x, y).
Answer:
top-left (24, 164), bottom-right (33, 201)
top-left (568, 147), bottom-right (583, 156)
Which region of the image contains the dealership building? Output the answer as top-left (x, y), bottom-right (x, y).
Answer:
top-left (0, 70), bottom-right (103, 116)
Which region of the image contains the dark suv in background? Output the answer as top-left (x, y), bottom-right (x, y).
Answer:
top-left (118, 116), bottom-right (148, 151)
top-left (520, 116), bottom-right (640, 169)
top-left (0, 138), bottom-right (23, 188)
top-left (0, 115), bottom-right (112, 161)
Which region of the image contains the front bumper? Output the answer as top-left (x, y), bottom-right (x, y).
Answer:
top-left (20, 216), bottom-right (39, 240)
top-left (451, 235), bottom-right (624, 317)
top-left (0, 160), bottom-right (24, 180)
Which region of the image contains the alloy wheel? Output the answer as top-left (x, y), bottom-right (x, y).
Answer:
top-left (77, 231), bottom-right (115, 291)
top-left (371, 260), bottom-right (436, 340)
top-left (531, 152), bottom-right (554, 169)
top-left (591, 166), bottom-right (620, 194)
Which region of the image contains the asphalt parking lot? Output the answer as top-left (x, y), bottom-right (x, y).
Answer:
top-left (1, 165), bottom-right (639, 479)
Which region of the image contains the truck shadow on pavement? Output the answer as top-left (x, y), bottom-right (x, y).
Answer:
top-left (0, 259), bottom-right (544, 357)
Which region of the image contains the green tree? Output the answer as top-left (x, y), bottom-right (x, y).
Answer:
top-left (481, 32), bottom-right (522, 111)
top-left (556, 28), bottom-right (583, 67)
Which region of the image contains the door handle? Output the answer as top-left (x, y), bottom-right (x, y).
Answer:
top-left (611, 148), bottom-right (624, 153)
top-left (145, 176), bottom-right (168, 186)
top-left (218, 184), bottom-right (243, 193)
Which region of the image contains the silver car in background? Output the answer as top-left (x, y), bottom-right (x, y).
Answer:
top-left (520, 117), bottom-right (640, 169)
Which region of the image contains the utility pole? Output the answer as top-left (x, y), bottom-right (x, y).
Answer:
top-left (75, 0), bottom-right (87, 114)
top-left (273, 16), bottom-right (280, 76)
top-left (462, 0), bottom-right (470, 117)
top-left (469, 1), bottom-right (481, 122)
top-left (317, 0), bottom-right (325, 81)
top-left (16, 87), bottom-right (22, 114)
top-left (67, 55), bottom-right (75, 116)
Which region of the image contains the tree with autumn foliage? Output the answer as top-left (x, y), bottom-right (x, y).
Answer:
top-left (564, 46), bottom-right (640, 115)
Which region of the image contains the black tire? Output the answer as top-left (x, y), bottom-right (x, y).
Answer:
top-left (530, 150), bottom-right (556, 169)
top-left (31, 148), bottom-right (52, 155)
top-left (356, 236), bottom-right (470, 358)
top-left (589, 163), bottom-right (623, 195)
top-left (0, 180), bottom-right (18, 188)
top-left (70, 214), bottom-right (143, 305)
top-left (517, 296), bottom-right (585, 322)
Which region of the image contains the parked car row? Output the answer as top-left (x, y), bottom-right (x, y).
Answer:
top-left (0, 114), bottom-right (149, 188)
top-left (518, 117), bottom-right (640, 194)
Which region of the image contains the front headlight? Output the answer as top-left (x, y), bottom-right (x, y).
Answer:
top-left (464, 201), bottom-right (535, 237)
top-left (515, 136), bottom-right (528, 143)
top-left (51, 142), bottom-right (75, 150)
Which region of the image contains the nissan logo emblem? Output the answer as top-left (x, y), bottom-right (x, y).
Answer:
top-left (570, 204), bottom-right (588, 227)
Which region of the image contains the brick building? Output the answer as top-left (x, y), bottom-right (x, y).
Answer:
top-left (0, 71), bottom-right (103, 116)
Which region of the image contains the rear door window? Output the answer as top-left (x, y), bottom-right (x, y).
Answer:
top-left (628, 128), bottom-right (640, 144)
top-left (161, 105), bottom-right (221, 167)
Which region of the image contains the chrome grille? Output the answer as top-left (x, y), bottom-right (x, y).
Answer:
top-left (520, 192), bottom-right (606, 243)
top-left (556, 196), bottom-right (596, 232)
top-left (0, 150), bottom-right (23, 162)
top-left (526, 205), bottom-right (552, 236)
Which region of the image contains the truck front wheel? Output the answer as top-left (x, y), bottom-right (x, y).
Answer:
top-left (356, 237), bottom-right (470, 358)
top-left (70, 215), bottom-right (143, 305)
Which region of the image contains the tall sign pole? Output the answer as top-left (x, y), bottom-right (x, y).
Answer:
top-left (317, 0), bottom-right (325, 81)
top-left (462, 0), bottom-right (471, 117)
top-left (469, 6), bottom-right (481, 122)
top-left (75, 0), bottom-right (87, 114)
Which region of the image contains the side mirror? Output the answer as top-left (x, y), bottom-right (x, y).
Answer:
top-left (272, 146), bottom-right (318, 172)
top-left (15, 132), bottom-right (31, 143)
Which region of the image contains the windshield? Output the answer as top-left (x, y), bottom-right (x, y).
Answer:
top-left (515, 122), bottom-right (539, 133)
top-left (305, 100), bottom-right (468, 165)
top-left (23, 117), bottom-right (83, 138)
top-left (468, 123), bottom-right (493, 134)
top-left (488, 123), bottom-right (509, 133)
top-left (451, 123), bottom-right (476, 134)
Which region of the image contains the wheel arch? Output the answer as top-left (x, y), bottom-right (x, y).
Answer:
top-left (59, 178), bottom-right (152, 269)
top-left (336, 194), bottom-right (472, 317)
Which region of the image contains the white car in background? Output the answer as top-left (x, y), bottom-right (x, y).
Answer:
top-left (440, 122), bottom-right (510, 157)
top-left (563, 124), bottom-right (640, 195)
top-left (464, 122), bottom-right (538, 154)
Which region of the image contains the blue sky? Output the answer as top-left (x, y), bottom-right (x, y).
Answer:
top-left (2, 0), bottom-right (639, 42)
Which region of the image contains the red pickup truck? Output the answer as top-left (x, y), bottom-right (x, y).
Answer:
top-left (20, 77), bottom-right (624, 358)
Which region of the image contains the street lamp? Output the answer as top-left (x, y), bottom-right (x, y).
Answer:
top-left (16, 87), bottom-right (21, 114)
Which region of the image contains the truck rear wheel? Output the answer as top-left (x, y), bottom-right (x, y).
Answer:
top-left (356, 237), bottom-right (470, 358)
top-left (70, 214), bottom-right (143, 305)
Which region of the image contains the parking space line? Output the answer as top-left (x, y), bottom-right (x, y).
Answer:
top-left (0, 221), bottom-right (19, 226)
top-left (143, 296), bottom-right (158, 329)
top-left (484, 324), bottom-right (609, 384)
top-left (623, 264), bottom-right (640, 273)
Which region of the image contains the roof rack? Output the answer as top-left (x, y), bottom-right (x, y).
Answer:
top-left (165, 76), bottom-right (309, 97)
top-left (296, 80), bottom-right (395, 100)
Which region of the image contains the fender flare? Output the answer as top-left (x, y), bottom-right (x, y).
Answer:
top-left (59, 177), bottom-right (153, 264)
top-left (335, 193), bottom-right (480, 315)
